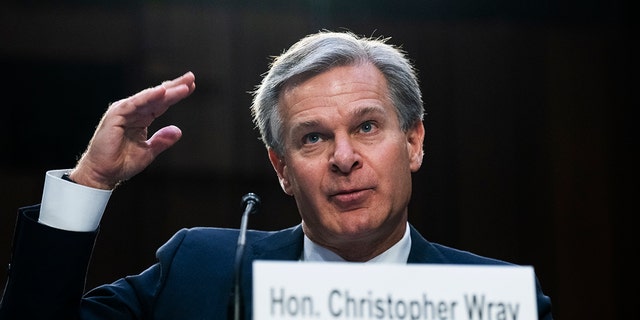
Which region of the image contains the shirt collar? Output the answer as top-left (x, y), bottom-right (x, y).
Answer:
top-left (301, 222), bottom-right (411, 263)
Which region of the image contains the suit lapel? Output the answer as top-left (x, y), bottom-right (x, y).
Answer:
top-left (407, 224), bottom-right (448, 264)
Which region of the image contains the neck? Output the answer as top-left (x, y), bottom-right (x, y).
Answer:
top-left (304, 222), bottom-right (407, 262)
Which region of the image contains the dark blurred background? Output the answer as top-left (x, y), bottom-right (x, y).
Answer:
top-left (0, 1), bottom-right (633, 319)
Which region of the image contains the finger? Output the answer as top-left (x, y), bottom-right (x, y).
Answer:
top-left (106, 85), bottom-right (165, 120)
top-left (157, 72), bottom-right (196, 106)
top-left (159, 81), bottom-right (196, 109)
top-left (146, 125), bottom-right (183, 158)
top-left (130, 72), bottom-right (195, 114)
top-left (109, 79), bottom-right (195, 128)
top-left (127, 84), bottom-right (192, 127)
top-left (161, 71), bottom-right (196, 91)
top-left (112, 71), bottom-right (195, 113)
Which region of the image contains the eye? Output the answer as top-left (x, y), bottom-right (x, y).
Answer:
top-left (359, 121), bottom-right (376, 133)
top-left (303, 133), bottom-right (322, 144)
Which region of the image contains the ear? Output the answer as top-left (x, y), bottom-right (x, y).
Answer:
top-left (406, 121), bottom-right (425, 172)
top-left (268, 148), bottom-right (293, 195)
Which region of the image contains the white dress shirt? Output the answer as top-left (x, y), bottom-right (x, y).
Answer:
top-left (302, 222), bottom-right (411, 263)
top-left (39, 169), bottom-right (111, 232)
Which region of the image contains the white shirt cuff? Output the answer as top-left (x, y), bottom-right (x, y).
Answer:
top-left (39, 169), bottom-right (112, 232)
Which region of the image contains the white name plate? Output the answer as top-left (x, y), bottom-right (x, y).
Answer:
top-left (253, 261), bottom-right (537, 320)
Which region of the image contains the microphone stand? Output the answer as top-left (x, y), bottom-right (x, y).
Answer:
top-left (233, 193), bottom-right (260, 320)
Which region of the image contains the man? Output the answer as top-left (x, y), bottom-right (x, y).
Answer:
top-left (0, 31), bottom-right (553, 319)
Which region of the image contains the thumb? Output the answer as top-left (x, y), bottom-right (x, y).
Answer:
top-left (147, 125), bottom-right (183, 158)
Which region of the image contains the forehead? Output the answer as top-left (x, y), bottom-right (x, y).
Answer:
top-left (285, 62), bottom-right (386, 92)
top-left (279, 63), bottom-right (390, 113)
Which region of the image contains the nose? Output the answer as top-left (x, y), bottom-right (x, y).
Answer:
top-left (330, 134), bottom-right (362, 174)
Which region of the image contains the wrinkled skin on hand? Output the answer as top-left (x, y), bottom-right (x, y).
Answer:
top-left (69, 72), bottom-right (196, 190)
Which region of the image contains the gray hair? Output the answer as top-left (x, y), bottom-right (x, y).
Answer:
top-left (251, 30), bottom-right (424, 155)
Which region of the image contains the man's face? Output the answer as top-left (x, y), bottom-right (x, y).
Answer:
top-left (268, 63), bottom-right (424, 254)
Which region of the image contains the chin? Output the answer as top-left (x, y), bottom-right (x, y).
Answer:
top-left (334, 220), bottom-right (379, 237)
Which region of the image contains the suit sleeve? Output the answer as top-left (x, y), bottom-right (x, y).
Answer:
top-left (77, 229), bottom-right (189, 319)
top-left (0, 206), bottom-right (194, 320)
top-left (0, 205), bottom-right (98, 319)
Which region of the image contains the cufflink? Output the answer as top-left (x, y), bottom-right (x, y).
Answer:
top-left (61, 172), bottom-right (76, 183)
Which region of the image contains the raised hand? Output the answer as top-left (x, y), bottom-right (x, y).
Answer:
top-left (68, 72), bottom-right (196, 189)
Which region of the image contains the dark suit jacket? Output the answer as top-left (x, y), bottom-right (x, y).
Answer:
top-left (0, 205), bottom-right (553, 319)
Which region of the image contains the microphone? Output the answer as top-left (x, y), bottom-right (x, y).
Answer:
top-left (233, 192), bottom-right (260, 320)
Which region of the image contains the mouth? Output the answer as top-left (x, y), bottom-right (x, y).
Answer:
top-left (329, 188), bottom-right (373, 208)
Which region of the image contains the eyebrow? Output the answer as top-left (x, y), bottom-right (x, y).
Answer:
top-left (352, 105), bottom-right (387, 119)
top-left (289, 105), bottom-right (388, 135)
